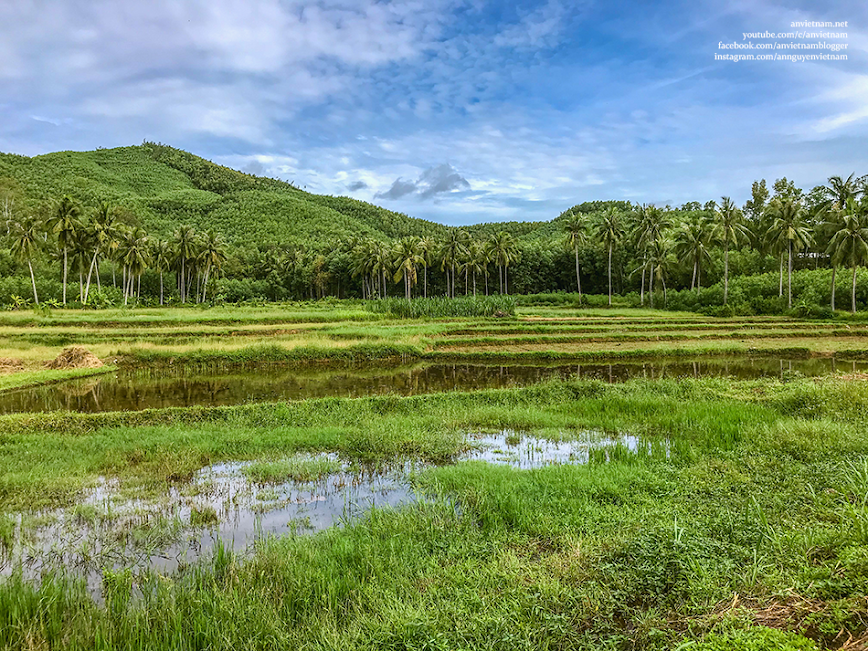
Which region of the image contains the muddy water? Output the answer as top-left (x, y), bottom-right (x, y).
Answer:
top-left (0, 357), bottom-right (862, 414)
top-left (0, 430), bottom-right (664, 591)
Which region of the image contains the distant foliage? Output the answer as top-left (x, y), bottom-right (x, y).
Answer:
top-left (366, 296), bottom-right (516, 318)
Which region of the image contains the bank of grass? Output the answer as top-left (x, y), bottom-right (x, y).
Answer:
top-left (365, 295), bottom-right (516, 318)
top-left (1, 376), bottom-right (868, 649)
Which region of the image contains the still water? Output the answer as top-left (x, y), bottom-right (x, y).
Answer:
top-left (0, 356), bottom-right (862, 414)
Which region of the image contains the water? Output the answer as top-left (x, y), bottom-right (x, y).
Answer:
top-left (0, 356), bottom-right (861, 414)
top-left (0, 430), bottom-right (661, 591)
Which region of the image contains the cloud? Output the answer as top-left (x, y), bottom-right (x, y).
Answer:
top-left (375, 164), bottom-right (470, 201)
top-left (347, 180), bottom-right (368, 191)
top-left (376, 178), bottom-right (419, 200)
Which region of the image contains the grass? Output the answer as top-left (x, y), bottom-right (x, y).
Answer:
top-left (1, 303), bottom-right (868, 649)
top-left (1, 376), bottom-right (867, 648)
top-left (243, 454), bottom-right (343, 483)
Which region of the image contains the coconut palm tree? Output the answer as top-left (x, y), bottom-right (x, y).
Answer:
top-left (198, 230), bottom-right (228, 303)
top-left (47, 195), bottom-right (82, 304)
top-left (151, 239), bottom-right (173, 305)
top-left (561, 211), bottom-right (587, 299)
top-left (460, 240), bottom-right (488, 296)
top-left (418, 237), bottom-right (435, 298)
top-left (633, 204), bottom-right (673, 305)
top-left (674, 217), bottom-right (711, 295)
top-left (490, 231), bottom-right (519, 295)
top-left (118, 228), bottom-right (150, 304)
top-left (765, 197), bottom-right (813, 309)
top-left (82, 202), bottom-right (115, 304)
top-left (173, 225), bottom-right (197, 303)
top-left (392, 237), bottom-right (424, 300)
top-left (7, 215), bottom-right (43, 305)
top-left (372, 240), bottom-right (392, 299)
top-left (596, 207), bottom-right (625, 306)
top-left (827, 198), bottom-right (868, 313)
top-left (711, 197), bottom-right (750, 305)
top-left (440, 229), bottom-right (470, 298)
top-left (646, 237), bottom-right (675, 308)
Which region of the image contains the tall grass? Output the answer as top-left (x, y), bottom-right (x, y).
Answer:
top-left (365, 295), bottom-right (516, 318)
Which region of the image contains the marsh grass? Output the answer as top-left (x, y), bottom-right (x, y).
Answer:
top-left (243, 455), bottom-right (343, 483)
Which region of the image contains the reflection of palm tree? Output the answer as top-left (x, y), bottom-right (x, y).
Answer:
top-left (711, 197), bottom-right (749, 305)
top-left (766, 197), bottom-right (813, 309)
top-left (827, 198), bottom-right (868, 313)
top-left (562, 211), bottom-right (587, 299)
top-left (596, 207), bottom-right (624, 306)
top-left (7, 215), bottom-right (43, 304)
top-left (674, 217), bottom-right (711, 295)
top-left (48, 195), bottom-right (82, 304)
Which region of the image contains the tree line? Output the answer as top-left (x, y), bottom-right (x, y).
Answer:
top-left (3, 173), bottom-right (867, 312)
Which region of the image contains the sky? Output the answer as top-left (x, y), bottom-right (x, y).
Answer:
top-left (1, 0), bottom-right (866, 225)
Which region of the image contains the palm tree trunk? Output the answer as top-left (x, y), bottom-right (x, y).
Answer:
top-left (84, 249), bottom-right (99, 304)
top-left (697, 262), bottom-right (702, 296)
top-left (723, 245), bottom-right (730, 305)
top-left (62, 247), bottom-right (68, 304)
top-left (28, 260), bottom-right (39, 305)
top-left (852, 264), bottom-right (858, 314)
top-left (690, 260), bottom-right (696, 291)
top-left (472, 272), bottom-right (476, 296)
top-left (504, 266), bottom-right (508, 295)
top-left (160, 270), bottom-right (164, 306)
top-left (640, 261), bottom-right (645, 306)
top-left (831, 266), bottom-right (836, 311)
top-left (607, 244), bottom-right (613, 307)
top-left (202, 263), bottom-right (212, 303)
top-left (787, 241), bottom-right (793, 309)
top-left (575, 248), bottom-right (582, 299)
top-left (424, 264), bottom-right (427, 298)
top-left (180, 259), bottom-right (186, 303)
top-left (779, 253), bottom-right (784, 297)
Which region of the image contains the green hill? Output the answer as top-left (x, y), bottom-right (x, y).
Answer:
top-left (0, 143), bottom-right (455, 248)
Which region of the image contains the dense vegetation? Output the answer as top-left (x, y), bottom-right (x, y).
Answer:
top-left (1, 144), bottom-right (867, 313)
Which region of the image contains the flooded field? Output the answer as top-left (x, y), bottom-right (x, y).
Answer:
top-left (0, 429), bottom-right (660, 593)
top-left (0, 356), bottom-right (862, 413)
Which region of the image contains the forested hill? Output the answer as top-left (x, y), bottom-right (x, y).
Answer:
top-left (0, 143), bottom-right (468, 247)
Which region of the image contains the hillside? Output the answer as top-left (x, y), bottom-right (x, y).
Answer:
top-left (0, 143), bottom-right (459, 248)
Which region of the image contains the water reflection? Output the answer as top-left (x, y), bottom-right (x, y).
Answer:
top-left (0, 357), bottom-right (863, 414)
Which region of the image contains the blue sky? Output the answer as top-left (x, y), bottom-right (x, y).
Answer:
top-left (1, 0), bottom-right (866, 225)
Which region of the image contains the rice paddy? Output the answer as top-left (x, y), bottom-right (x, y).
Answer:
top-left (1, 302), bottom-right (868, 649)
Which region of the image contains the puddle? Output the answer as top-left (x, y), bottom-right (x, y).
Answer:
top-left (0, 430), bottom-right (664, 594)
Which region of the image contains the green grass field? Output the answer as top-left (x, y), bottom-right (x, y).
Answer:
top-left (1, 304), bottom-right (867, 649)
